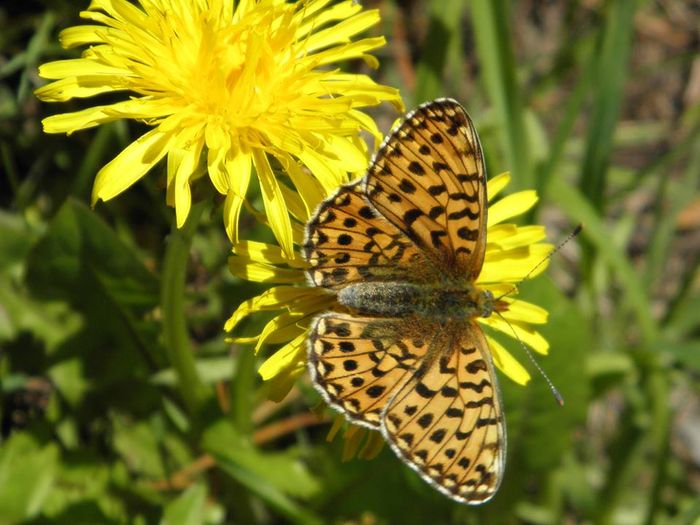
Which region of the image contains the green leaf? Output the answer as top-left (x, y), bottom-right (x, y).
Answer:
top-left (24, 198), bottom-right (166, 407)
top-left (0, 433), bottom-right (59, 523)
top-left (586, 352), bottom-right (635, 396)
top-left (0, 279), bottom-right (81, 347)
top-left (151, 357), bottom-right (236, 386)
top-left (665, 291), bottom-right (700, 342)
top-left (41, 458), bottom-right (135, 523)
top-left (25, 198), bottom-right (158, 310)
top-left (0, 210), bottom-right (40, 274)
top-left (49, 357), bottom-right (90, 407)
top-left (202, 420), bottom-right (321, 525)
top-left (664, 340), bottom-right (700, 372)
top-left (161, 484), bottom-right (207, 525)
top-left (506, 279), bottom-right (591, 472)
top-left (113, 418), bottom-right (167, 479)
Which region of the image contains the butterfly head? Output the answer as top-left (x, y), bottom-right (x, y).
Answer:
top-left (476, 289), bottom-right (495, 318)
top-left (475, 289), bottom-right (509, 318)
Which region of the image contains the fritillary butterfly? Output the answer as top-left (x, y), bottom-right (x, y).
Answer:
top-left (303, 99), bottom-right (506, 504)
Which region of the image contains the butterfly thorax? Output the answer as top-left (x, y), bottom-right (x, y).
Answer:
top-left (337, 282), bottom-right (494, 320)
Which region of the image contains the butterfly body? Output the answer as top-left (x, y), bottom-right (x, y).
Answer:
top-left (303, 99), bottom-right (506, 504)
top-left (338, 282), bottom-right (495, 320)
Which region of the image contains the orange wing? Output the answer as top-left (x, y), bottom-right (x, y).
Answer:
top-left (304, 99), bottom-right (503, 504)
top-left (382, 319), bottom-right (505, 504)
top-left (364, 99), bottom-right (488, 280)
top-left (308, 313), bottom-right (435, 428)
top-left (304, 182), bottom-right (434, 289)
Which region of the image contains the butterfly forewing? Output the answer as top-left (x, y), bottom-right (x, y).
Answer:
top-left (304, 182), bottom-right (433, 289)
top-left (365, 99), bottom-right (487, 280)
top-left (382, 320), bottom-right (505, 503)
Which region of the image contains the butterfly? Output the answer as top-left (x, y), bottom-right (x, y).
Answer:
top-left (302, 99), bottom-right (506, 504)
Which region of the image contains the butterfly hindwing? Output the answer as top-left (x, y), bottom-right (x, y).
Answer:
top-left (308, 313), bottom-right (434, 428)
top-left (382, 320), bottom-right (505, 504)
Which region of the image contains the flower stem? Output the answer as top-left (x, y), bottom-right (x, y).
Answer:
top-left (643, 363), bottom-right (671, 525)
top-left (161, 200), bottom-right (210, 418)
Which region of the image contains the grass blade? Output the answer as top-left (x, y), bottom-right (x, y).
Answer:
top-left (413, 0), bottom-right (467, 104)
top-left (549, 176), bottom-right (658, 345)
top-left (471, 0), bottom-right (532, 189)
top-left (578, 0), bottom-right (637, 208)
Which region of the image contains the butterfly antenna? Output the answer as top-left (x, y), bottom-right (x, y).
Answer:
top-left (490, 225), bottom-right (583, 406)
top-left (494, 311), bottom-right (564, 406)
top-left (496, 224), bottom-right (583, 302)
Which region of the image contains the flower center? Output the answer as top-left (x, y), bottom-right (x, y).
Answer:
top-left (171, 5), bottom-right (302, 133)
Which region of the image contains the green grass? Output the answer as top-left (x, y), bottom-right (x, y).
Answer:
top-left (1, 1), bottom-right (699, 523)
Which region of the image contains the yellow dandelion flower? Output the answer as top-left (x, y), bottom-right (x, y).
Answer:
top-left (226, 172), bottom-right (552, 400)
top-left (35, 0), bottom-right (403, 251)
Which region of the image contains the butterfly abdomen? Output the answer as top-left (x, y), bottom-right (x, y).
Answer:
top-left (338, 282), bottom-right (491, 319)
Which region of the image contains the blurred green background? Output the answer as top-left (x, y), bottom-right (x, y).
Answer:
top-left (2, 0), bottom-right (700, 523)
